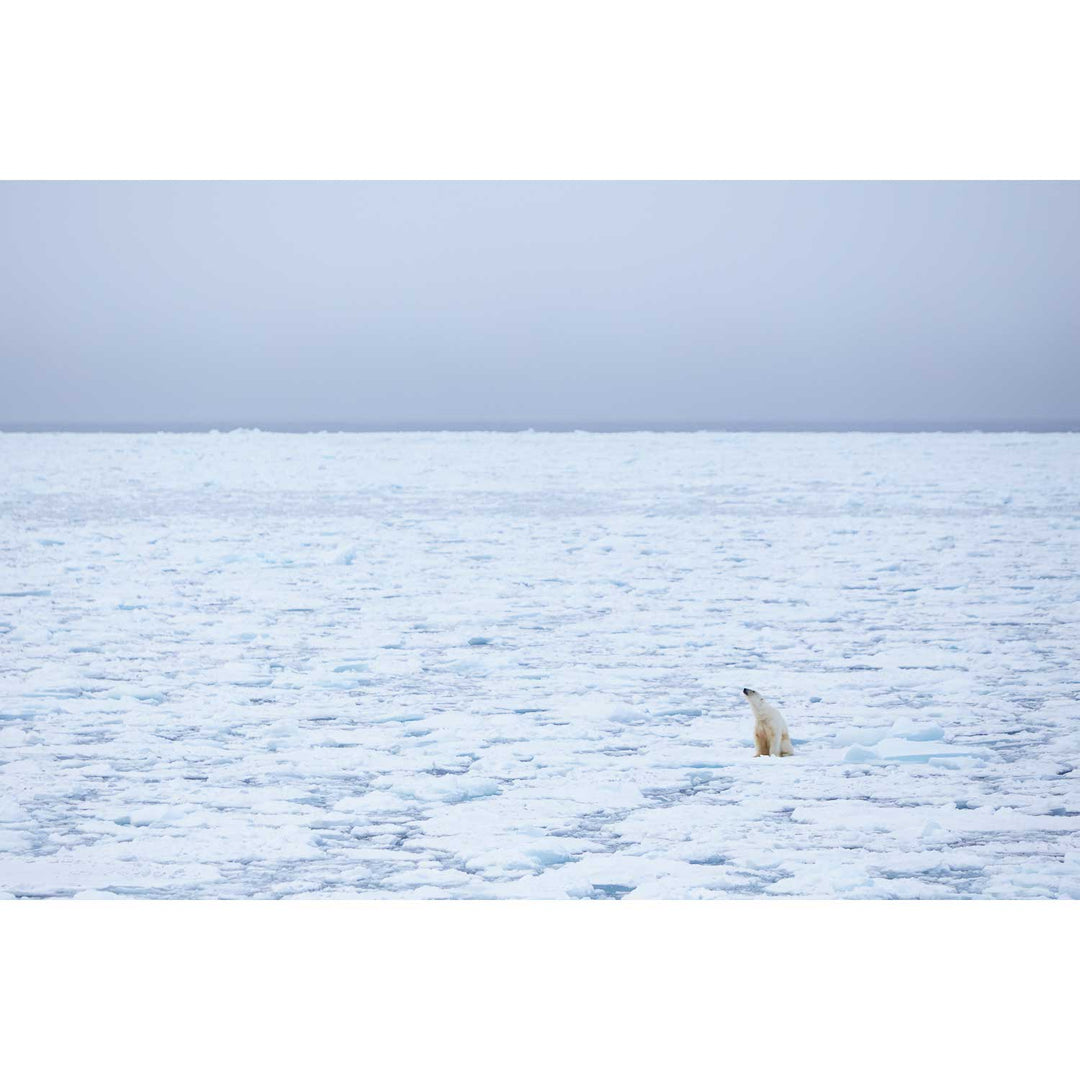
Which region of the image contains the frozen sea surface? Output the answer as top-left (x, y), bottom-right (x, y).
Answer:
top-left (1, 431), bottom-right (1078, 899)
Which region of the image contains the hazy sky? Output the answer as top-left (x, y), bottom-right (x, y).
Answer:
top-left (1, 182), bottom-right (1077, 427)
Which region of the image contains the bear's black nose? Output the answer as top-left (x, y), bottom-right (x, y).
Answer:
top-left (742, 687), bottom-right (751, 695)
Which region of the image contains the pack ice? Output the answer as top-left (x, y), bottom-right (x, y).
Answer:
top-left (0, 431), bottom-right (1077, 899)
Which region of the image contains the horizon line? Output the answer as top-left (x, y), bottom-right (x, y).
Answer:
top-left (2, 419), bottom-right (1080, 434)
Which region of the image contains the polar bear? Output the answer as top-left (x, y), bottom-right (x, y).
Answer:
top-left (742, 688), bottom-right (794, 757)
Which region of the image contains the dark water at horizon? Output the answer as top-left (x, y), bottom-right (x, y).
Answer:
top-left (3, 420), bottom-right (1079, 434)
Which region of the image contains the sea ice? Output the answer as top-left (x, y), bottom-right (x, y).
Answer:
top-left (0, 430), bottom-right (1077, 898)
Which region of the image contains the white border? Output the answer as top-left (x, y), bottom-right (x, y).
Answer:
top-left (2, 1), bottom-right (1079, 179)
top-left (3, 900), bottom-right (1074, 1076)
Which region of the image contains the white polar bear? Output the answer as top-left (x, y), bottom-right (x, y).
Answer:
top-left (742, 688), bottom-right (794, 757)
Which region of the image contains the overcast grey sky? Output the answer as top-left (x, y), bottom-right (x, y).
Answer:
top-left (1, 182), bottom-right (1077, 428)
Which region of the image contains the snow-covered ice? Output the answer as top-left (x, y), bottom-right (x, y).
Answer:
top-left (1, 430), bottom-right (1077, 899)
